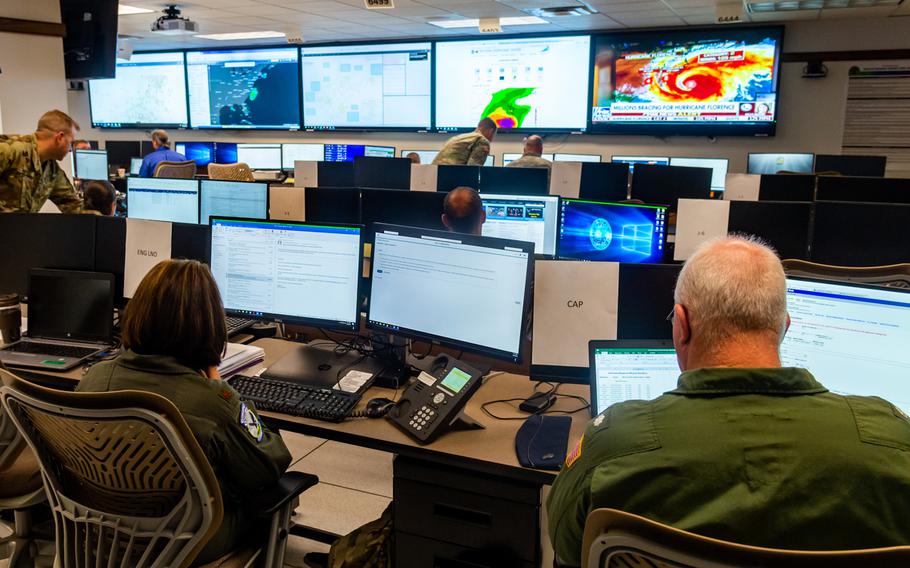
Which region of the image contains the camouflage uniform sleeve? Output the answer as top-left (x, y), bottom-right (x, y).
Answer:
top-left (547, 429), bottom-right (594, 568)
top-left (466, 138), bottom-right (490, 166)
top-left (49, 168), bottom-right (85, 214)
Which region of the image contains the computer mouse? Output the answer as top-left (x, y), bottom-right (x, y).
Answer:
top-left (366, 397), bottom-right (397, 418)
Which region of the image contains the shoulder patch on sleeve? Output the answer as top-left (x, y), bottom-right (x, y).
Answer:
top-left (219, 387), bottom-right (234, 401)
top-left (239, 402), bottom-right (264, 442)
top-left (565, 434), bottom-right (583, 468)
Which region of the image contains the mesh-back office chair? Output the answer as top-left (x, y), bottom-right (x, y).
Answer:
top-left (208, 163), bottom-right (255, 182)
top-left (0, 369), bottom-right (318, 568)
top-left (581, 508), bottom-right (910, 568)
top-left (782, 259), bottom-right (910, 289)
top-left (154, 160), bottom-right (197, 179)
top-left (0, 388), bottom-right (51, 567)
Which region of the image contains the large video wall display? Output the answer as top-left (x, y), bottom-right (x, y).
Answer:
top-left (88, 26), bottom-right (784, 137)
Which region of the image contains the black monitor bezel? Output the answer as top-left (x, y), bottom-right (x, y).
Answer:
top-left (746, 152), bottom-right (815, 175)
top-left (73, 149), bottom-right (109, 181)
top-left (366, 223), bottom-right (534, 363)
top-left (556, 197), bottom-right (670, 263)
top-left (208, 216), bottom-right (365, 331)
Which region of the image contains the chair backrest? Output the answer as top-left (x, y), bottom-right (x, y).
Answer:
top-left (782, 259), bottom-right (910, 289)
top-left (0, 381), bottom-right (23, 471)
top-left (0, 369), bottom-right (223, 568)
top-left (582, 508), bottom-right (910, 568)
top-left (154, 160), bottom-right (197, 179)
top-left (207, 162), bottom-right (255, 182)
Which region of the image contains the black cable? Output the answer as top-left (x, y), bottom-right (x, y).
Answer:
top-left (480, 381), bottom-right (590, 420)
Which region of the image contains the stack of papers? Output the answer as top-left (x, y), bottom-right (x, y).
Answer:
top-left (218, 343), bottom-right (265, 378)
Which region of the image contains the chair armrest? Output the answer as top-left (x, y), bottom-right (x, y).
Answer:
top-left (254, 471), bottom-right (319, 517)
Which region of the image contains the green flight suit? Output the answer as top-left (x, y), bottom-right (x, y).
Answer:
top-left (432, 131), bottom-right (491, 166)
top-left (548, 367), bottom-right (910, 567)
top-left (0, 134), bottom-right (84, 213)
top-left (507, 154), bottom-right (552, 169)
top-left (77, 350), bottom-right (292, 564)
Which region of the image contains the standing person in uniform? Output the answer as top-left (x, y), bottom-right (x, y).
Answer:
top-left (0, 110), bottom-right (85, 213)
top-left (432, 117), bottom-right (497, 166)
top-left (547, 236), bottom-right (910, 568)
top-left (507, 135), bottom-right (551, 169)
top-left (139, 129), bottom-right (187, 178)
top-left (77, 259), bottom-right (292, 564)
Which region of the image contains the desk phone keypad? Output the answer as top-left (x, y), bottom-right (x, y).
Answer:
top-left (409, 405), bottom-right (437, 432)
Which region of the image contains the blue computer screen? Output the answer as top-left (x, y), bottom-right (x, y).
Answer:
top-left (177, 142), bottom-right (215, 166)
top-left (558, 199), bottom-right (667, 263)
top-left (215, 142), bottom-right (238, 164)
top-left (324, 144), bottom-right (366, 162)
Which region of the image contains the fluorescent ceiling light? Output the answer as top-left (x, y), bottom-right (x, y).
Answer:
top-left (118, 4), bottom-right (155, 15)
top-left (745, 0), bottom-right (901, 11)
top-left (194, 31), bottom-right (287, 41)
top-left (428, 16), bottom-right (548, 29)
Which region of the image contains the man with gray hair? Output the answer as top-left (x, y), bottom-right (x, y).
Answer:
top-left (138, 129), bottom-right (187, 178)
top-left (547, 236), bottom-right (910, 568)
top-left (507, 135), bottom-right (551, 170)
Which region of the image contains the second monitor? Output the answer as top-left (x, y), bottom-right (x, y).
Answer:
top-left (558, 198), bottom-right (668, 263)
top-left (199, 180), bottom-right (269, 224)
top-left (480, 193), bottom-right (560, 256)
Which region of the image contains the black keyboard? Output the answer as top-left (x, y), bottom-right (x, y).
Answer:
top-left (3, 342), bottom-right (99, 359)
top-left (226, 316), bottom-right (256, 336)
top-left (228, 374), bottom-right (361, 423)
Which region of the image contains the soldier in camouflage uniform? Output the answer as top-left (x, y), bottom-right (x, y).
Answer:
top-left (507, 135), bottom-right (551, 170)
top-left (432, 117), bottom-right (497, 166)
top-left (548, 236), bottom-right (910, 567)
top-left (0, 110), bottom-right (85, 213)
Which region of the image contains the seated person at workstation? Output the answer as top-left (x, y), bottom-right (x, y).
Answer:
top-left (441, 186), bottom-right (486, 235)
top-left (138, 129), bottom-right (187, 178)
top-left (507, 135), bottom-right (551, 169)
top-left (547, 236), bottom-right (910, 567)
top-left (73, 139), bottom-right (92, 151)
top-left (0, 110), bottom-right (85, 213)
top-left (76, 259), bottom-right (292, 564)
top-left (81, 180), bottom-right (118, 216)
top-left (432, 117), bottom-right (497, 166)
top-left (405, 151), bottom-right (421, 165)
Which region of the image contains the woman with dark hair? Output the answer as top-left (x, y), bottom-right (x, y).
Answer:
top-left (81, 180), bottom-right (117, 216)
top-left (76, 259), bottom-right (291, 563)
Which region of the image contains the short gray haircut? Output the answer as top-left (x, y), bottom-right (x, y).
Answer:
top-left (674, 235), bottom-right (787, 347)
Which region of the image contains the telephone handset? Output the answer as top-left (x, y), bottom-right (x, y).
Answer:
top-left (387, 354), bottom-right (485, 444)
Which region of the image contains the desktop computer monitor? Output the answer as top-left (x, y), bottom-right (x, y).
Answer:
top-left (105, 141), bottom-right (141, 168)
top-left (305, 187), bottom-right (361, 224)
top-left (578, 162), bottom-right (630, 203)
top-left (555, 153), bottom-right (602, 163)
top-left (324, 144), bottom-right (364, 162)
top-left (811, 201), bottom-right (909, 266)
top-left (815, 176), bottom-right (910, 205)
top-left (589, 340), bottom-right (679, 415)
top-left (365, 145), bottom-right (395, 158)
top-left (237, 143), bottom-right (281, 170)
top-left (727, 201), bottom-right (812, 261)
top-left (368, 224), bottom-right (533, 362)
top-left (126, 178), bottom-right (199, 224)
top-left (199, 180), bottom-right (269, 224)
top-left (317, 162), bottom-right (355, 188)
top-left (478, 166), bottom-right (548, 196)
top-left (354, 156), bottom-right (411, 190)
top-left (74, 149), bottom-right (108, 180)
top-left (214, 142), bottom-right (238, 164)
top-left (360, 189), bottom-right (445, 238)
top-left (814, 154), bottom-right (886, 177)
top-left (129, 158), bottom-right (143, 176)
top-left (781, 277), bottom-right (910, 414)
top-left (747, 153), bottom-right (814, 175)
top-left (669, 157), bottom-right (729, 193)
top-left (210, 218), bottom-right (363, 330)
top-left (502, 153), bottom-right (554, 166)
top-left (282, 143), bottom-right (324, 170)
top-left (176, 142), bottom-right (215, 167)
top-left (630, 164), bottom-right (712, 211)
top-left (436, 165), bottom-right (480, 193)
top-left (557, 198), bottom-right (668, 263)
top-left (611, 155), bottom-right (669, 174)
top-left (400, 150), bottom-right (437, 164)
top-left (617, 263), bottom-right (682, 340)
top-left (479, 194), bottom-right (560, 256)
top-left (758, 174), bottom-right (816, 202)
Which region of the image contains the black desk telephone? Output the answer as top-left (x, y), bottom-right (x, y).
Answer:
top-left (387, 354), bottom-right (485, 444)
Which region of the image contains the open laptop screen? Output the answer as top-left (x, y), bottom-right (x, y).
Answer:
top-left (589, 340), bottom-right (678, 415)
top-left (28, 269), bottom-right (114, 342)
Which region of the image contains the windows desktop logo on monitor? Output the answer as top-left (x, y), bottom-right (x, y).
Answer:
top-left (558, 199), bottom-right (667, 263)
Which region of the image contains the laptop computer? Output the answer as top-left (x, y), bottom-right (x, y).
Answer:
top-left (0, 269), bottom-right (115, 372)
top-left (588, 339), bottom-right (679, 417)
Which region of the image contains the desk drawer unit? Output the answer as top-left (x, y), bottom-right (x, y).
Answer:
top-left (393, 457), bottom-right (540, 565)
top-left (396, 532), bottom-right (536, 568)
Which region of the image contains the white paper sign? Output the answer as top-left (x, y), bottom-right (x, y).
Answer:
top-left (294, 160), bottom-right (319, 188)
top-left (334, 370), bottom-right (374, 393)
top-left (269, 186), bottom-right (306, 221)
top-left (124, 218), bottom-right (172, 298)
top-left (549, 161), bottom-right (582, 198)
top-left (674, 199), bottom-right (730, 261)
top-left (410, 164), bottom-right (438, 192)
top-left (723, 173), bottom-right (761, 201)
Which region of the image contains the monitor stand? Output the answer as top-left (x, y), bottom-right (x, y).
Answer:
top-left (261, 342), bottom-right (386, 392)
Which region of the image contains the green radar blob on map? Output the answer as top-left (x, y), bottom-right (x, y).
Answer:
top-left (481, 87), bottom-right (535, 129)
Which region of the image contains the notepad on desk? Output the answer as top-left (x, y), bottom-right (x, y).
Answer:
top-left (217, 343), bottom-right (265, 378)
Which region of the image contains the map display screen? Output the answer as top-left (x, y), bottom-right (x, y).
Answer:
top-left (187, 48), bottom-right (301, 129)
top-left (302, 42), bottom-right (432, 130)
top-left (89, 52), bottom-right (188, 128)
top-left (435, 35), bottom-right (590, 132)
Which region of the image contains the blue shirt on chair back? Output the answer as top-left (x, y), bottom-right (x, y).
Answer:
top-left (140, 147), bottom-right (188, 178)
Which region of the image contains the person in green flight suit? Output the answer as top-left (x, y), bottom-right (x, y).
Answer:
top-left (548, 235), bottom-right (910, 567)
top-left (432, 117), bottom-right (497, 166)
top-left (0, 110), bottom-right (86, 213)
top-left (77, 259), bottom-right (292, 564)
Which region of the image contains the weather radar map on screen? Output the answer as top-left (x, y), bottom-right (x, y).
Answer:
top-left (592, 27), bottom-right (782, 135)
top-left (187, 48), bottom-right (300, 129)
top-left (435, 35), bottom-right (591, 131)
top-left (89, 52), bottom-right (188, 128)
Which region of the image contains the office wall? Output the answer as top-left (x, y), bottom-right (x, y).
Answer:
top-left (67, 16), bottom-right (910, 175)
top-left (0, 0), bottom-right (69, 135)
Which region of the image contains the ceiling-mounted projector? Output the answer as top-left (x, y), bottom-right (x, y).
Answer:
top-left (151, 5), bottom-right (199, 35)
